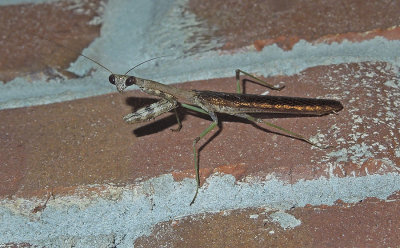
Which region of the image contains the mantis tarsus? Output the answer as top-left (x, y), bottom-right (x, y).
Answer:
top-left (79, 53), bottom-right (343, 205)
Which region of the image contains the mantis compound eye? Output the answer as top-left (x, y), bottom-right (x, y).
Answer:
top-left (126, 76), bottom-right (136, 86)
top-left (109, 75), bottom-right (116, 85)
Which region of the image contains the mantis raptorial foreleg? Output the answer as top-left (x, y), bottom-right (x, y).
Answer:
top-left (124, 98), bottom-right (178, 123)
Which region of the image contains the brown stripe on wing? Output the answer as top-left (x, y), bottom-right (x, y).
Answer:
top-left (194, 90), bottom-right (343, 115)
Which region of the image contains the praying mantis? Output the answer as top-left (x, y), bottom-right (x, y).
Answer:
top-left (80, 53), bottom-right (343, 205)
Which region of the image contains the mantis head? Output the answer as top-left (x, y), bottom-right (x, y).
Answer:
top-left (107, 55), bottom-right (170, 92)
top-left (108, 74), bottom-right (136, 93)
top-left (72, 49), bottom-right (169, 93)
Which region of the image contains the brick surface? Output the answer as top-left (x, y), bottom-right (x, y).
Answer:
top-left (135, 195), bottom-right (400, 247)
top-left (0, 0), bottom-right (399, 246)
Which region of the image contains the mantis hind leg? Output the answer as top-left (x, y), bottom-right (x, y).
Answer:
top-left (235, 69), bottom-right (285, 94)
top-left (236, 113), bottom-right (329, 149)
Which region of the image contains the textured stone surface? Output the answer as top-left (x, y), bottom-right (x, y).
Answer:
top-left (0, 0), bottom-right (103, 82)
top-left (0, 0), bottom-right (399, 247)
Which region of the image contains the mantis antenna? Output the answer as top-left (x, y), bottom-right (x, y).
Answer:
top-left (124, 55), bottom-right (172, 75)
